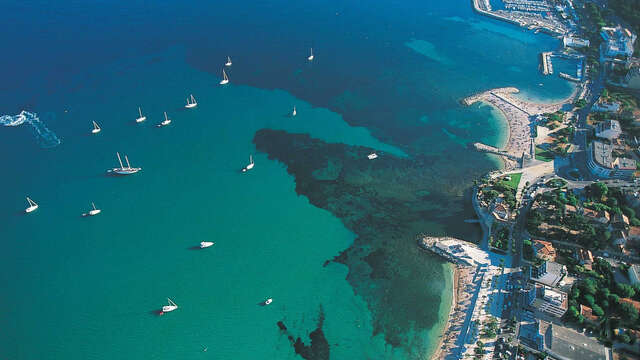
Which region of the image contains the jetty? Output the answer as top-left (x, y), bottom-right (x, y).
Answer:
top-left (418, 236), bottom-right (490, 267)
top-left (540, 52), bottom-right (553, 75)
top-left (471, 142), bottom-right (521, 161)
top-left (470, 0), bottom-right (568, 36)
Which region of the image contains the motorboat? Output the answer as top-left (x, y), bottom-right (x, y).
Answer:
top-left (200, 241), bottom-right (215, 248)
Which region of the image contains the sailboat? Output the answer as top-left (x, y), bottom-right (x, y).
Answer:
top-left (157, 112), bottom-right (171, 127)
top-left (220, 69), bottom-right (229, 85)
top-left (108, 152), bottom-right (141, 175)
top-left (185, 94), bottom-right (197, 109)
top-left (91, 121), bottom-right (101, 134)
top-left (308, 48), bottom-right (314, 61)
top-left (25, 197), bottom-right (38, 213)
top-left (242, 155), bottom-right (255, 172)
top-left (367, 153), bottom-right (378, 160)
top-left (83, 202), bottom-right (101, 216)
top-left (225, 56), bottom-right (232, 67)
top-left (264, 298), bottom-right (273, 305)
top-left (136, 107), bottom-right (146, 123)
top-left (200, 241), bottom-right (215, 248)
top-left (162, 298), bottom-right (178, 313)
top-left (292, 106), bottom-right (297, 117)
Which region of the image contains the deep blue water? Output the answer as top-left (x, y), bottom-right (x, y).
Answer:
top-left (0, 1), bottom-right (573, 359)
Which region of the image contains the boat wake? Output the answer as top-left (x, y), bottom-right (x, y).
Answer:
top-left (0, 110), bottom-right (61, 148)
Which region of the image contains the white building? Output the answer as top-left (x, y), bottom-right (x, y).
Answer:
top-left (586, 141), bottom-right (636, 180)
top-left (594, 119), bottom-right (622, 140)
top-left (563, 36), bottom-right (589, 48)
top-left (592, 102), bottom-right (621, 113)
top-left (600, 26), bottom-right (637, 64)
top-left (630, 264), bottom-right (640, 285)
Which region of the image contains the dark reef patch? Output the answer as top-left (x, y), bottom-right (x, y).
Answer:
top-left (254, 129), bottom-right (489, 356)
top-left (279, 308), bottom-right (330, 360)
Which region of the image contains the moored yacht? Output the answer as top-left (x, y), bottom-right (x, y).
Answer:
top-left (185, 94), bottom-right (197, 109)
top-left (25, 197), bottom-right (38, 213)
top-left (225, 56), bottom-right (232, 67)
top-left (308, 48), bottom-right (314, 61)
top-left (162, 298), bottom-right (178, 313)
top-left (91, 121), bottom-right (101, 134)
top-left (136, 107), bottom-right (147, 123)
top-left (242, 155), bottom-right (254, 172)
top-left (108, 152), bottom-right (141, 175)
top-left (200, 241), bottom-right (215, 248)
top-left (157, 112), bottom-right (171, 127)
top-left (220, 69), bottom-right (229, 85)
top-left (367, 153), bottom-right (378, 160)
top-left (84, 202), bottom-right (101, 216)
top-left (292, 106), bottom-right (297, 117)
top-left (264, 298), bottom-right (273, 305)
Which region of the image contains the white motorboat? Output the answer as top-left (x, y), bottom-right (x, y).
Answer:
top-left (84, 202), bottom-right (101, 216)
top-left (91, 121), bottom-right (101, 134)
top-left (367, 153), bottom-right (378, 160)
top-left (25, 197), bottom-right (38, 213)
top-left (242, 155), bottom-right (255, 172)
top-left (108, 152), bottom-right (141, 175)
top-left (136, 107), bottom-right (146, 123)
top-left (264, 298), bottom-right (273, 305)
top-left (200, 241), bottom-right (215, 248)
top-left (225, 56), bottom-right (232, 67)
top-left (157, 112), bottom-right (171, 127)
top-left (162, 298), bottom-right (178, 313)
top-left (292, 106), bottom-right (297, 117)
top-left (308, 48), bottom-right (314, 61)
top-left (220, 69), bottom-right (229, 85)
top-left (185, 94), bottom-right (197, 109)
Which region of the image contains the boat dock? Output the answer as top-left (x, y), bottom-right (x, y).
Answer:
top-left (472, 142), bottom-right (521, 161)
top-left (418, 236), bottom-right (490, 267)
top-left (471, 0), bottom-right (568, 36)
top-left (540, 52), bottom-right (553, 75)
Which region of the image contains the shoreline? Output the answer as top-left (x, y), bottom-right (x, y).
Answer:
top-left (463, 86), bottom-right (580, 169)
top-left (429, 263), bottom-right (458, 360)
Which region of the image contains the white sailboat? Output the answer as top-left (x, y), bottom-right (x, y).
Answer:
top-left (157, 112), bottom-right (171, 127)
top-left (308, 48), bottom-right (314, 61)
top-left (84, 202), bottom-right (101, 216)
top-left (162, 298), bottom-right (178, 313)
top-left (292, 106), bottom-right (297, 117)
top-left (264, 298), bottom-right (273, 305)
top-left (91, 121), bottom-right (101, 134)
top-left (185, 94), bottom-right (197, 109)
top-left (220, 69), bottom-right (229, 85)
top-left (225, 56), bottom-right (232, 67)
top-left (367, 153), bottom-right (378, 160)
top-left (108, 152), bottom-right (141, 175)
top-left (136, 107), bottom-right (147, 123)
top-left (242, 155), bottom-right (255, 172)
top-left (25, 197), bottom-right (38, 213)
top-left (200, 241), bottom-right (215, 248)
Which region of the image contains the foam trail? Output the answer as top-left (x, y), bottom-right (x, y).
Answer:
top-left (0, 111), bottom-right (61, 148)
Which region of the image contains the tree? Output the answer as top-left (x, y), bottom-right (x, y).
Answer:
top-left (592, 304), bottom-right (605, 316)
top-left (619, 302), bottom-right (639, 323)
top-left (616, 283), bottom-right (636, 298)
top-left (589, 182), bottom-right (609, 200)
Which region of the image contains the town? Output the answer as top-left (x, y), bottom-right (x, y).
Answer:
top-left (426, 0), bottom-right (640, 359)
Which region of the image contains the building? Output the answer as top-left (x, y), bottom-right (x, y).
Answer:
top-left (531, 286), bottom-right (568, 318)
top-left (491, 202), bottom-right (510, 222)
top-left (541, 322), bottom-right (608, 360)
top-left (611, 213), bottom-right (631, 229)
top-left (586, 141), bottom-right (636, 180)
top-left (626, 66), bottom-right (640, 89)
top-left (600, 26), bottom-right (637, 64)
top-left (563, 36), bottom-right (590, 48)
top-left (613, 230), bottom-right (627, 247)
top-left (533, 240), bottom-right (557, 261)
top-left (628, 264), bottom-right (640, 285)
top-left (576, 248), bottom-right (594, 270)
top-left (530, 261), bottom-right (566, 287)
top-left (592, 103), bottom-right (622, 114)
top-left (620, 297), bottom-right (640, 313)
top-left (580, 304), bottom-right (600, 324)
top-left (595, 120), bottom-right (622, 140)
top-left (583, 207), bottom-right (611, 224)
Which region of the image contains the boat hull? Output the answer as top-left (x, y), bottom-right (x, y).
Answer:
top-left (136, 117), bottom-right (146, 123)
top-left (25, 206), bottom-right (38, 213)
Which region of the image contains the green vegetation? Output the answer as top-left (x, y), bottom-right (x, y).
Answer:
top-left (574, 99), bottom-right (587, 109)
top-left (490, 226), bottom-right (510, 251)
top-left (610, 0), bottom-right (640, 53)
top-left (545, 178), bottom-right (567, 188)
top-left (535, 146), bottom-right (554, 162)
top-left (566, 258), bottom-right (640, 345)
top-left (479, 177), bottom-right (518, 210)
top-left (500, 173), bottom-right (522, 190)
top-left (481, 317), bottom-right (499, 338)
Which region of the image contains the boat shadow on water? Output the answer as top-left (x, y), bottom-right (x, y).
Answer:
top-left (149, 309), bottom-right (164, 316)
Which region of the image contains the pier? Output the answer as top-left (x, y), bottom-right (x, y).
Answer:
top-left (470, 0), bottom-right (568, 36)
top-left (540, 52), bottom-right (553, 75)
top-left (472, 142), bottom-right (521, 161)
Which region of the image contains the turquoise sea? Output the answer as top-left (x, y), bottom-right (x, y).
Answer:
top-left (0, 1), bottom-right (573, 359)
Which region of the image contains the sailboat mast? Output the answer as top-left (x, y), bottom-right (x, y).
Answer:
top-left (117, 152), bottom-right (124, 169)
top-left (125, 156), bottom-right (131, 169)
top-left (138, 107), bottom-right (142, 117)
top-left (164, 112), bottom-right (168, 121)
top-left (92, 202), bottom-right (96, 210)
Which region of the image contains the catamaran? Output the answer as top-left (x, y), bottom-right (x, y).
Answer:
top-left (108, 152), bottom-right (141, 175)
top-left (136, 107), bottom-right (146, 123)
top-left (367, 153), bottom-right (378, 160)
top-left (91, 121), bottom-right (101, 134)
top-left (225, 56), bottom-right (232, 67)
top-left (242, 155), bottom-right (255, 172)
top-left (220, 69), bottom-right (229, 85)
top-left (157, 112), bottom-right (171, 127)
top-left (25, 197), bottom-right (38, 213)
top-left (84, 202), bottom-right (101, 216)
top-left (162, 298), bottom-right (178, 313)
top-left (308, 48), bottom-right (314, 61)
top-left (185, 94), bottom-right (197, 109)
top-left (292, 106), bottom-right (297, 117)
top-left (200, 241), bottom-right (215, 248)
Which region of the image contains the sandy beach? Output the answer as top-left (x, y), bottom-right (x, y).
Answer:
top-left (463, 87), bottom-right (578, 169)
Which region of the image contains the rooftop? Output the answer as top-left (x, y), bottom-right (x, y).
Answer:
top-left (542, 322), bottom-right (607, 360)
top-left (592, 141), bottom-right (636, 170)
